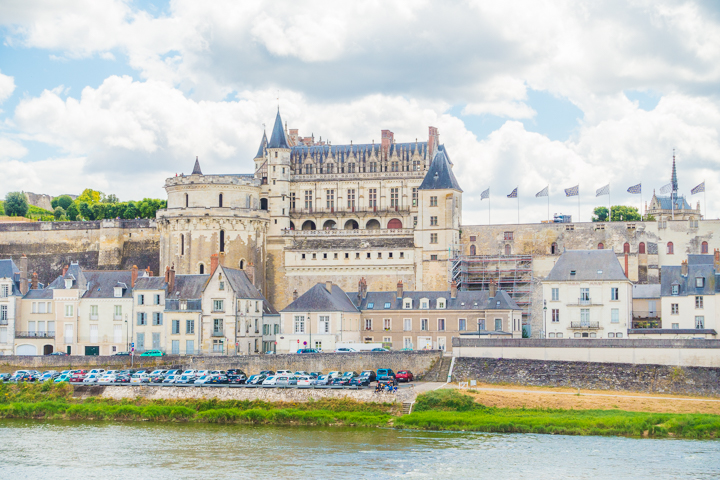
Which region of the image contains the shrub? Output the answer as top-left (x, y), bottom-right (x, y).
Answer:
top-left (413, 389), bottom-right (479, 412)
top-left (4, 192), bottom-right (29, 217)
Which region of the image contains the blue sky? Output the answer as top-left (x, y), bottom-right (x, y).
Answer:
top-left (1, 1), bottom-right (719, 223)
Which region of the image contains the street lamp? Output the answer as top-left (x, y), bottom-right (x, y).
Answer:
top-left (543, 299), bottom-right (547, 339)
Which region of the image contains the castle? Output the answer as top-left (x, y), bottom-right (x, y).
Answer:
top-left (157, 110), bottom-right (462, 311)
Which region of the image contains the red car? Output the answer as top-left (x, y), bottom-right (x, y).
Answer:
top-left (396, 371), bottom-right (414, 382)
top-left (69, 371), bottom-right (87, 383)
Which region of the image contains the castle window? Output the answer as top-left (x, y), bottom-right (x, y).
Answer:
top-left (345, 253), bottom-right (349, 259)
top-left (505, 244), bottom-right (511, 255)
top-left (347, 189), bottom-right (356, 210)
top-left (391, 161), bottom-right (399, 172)
top-left (430, 233), bottom-right (438, 244)
top-left (639, 242), bottom-right (646, 254)
top-left (430, 216), bottom-right (438, 226)
top-left (239, 260), bottom-right (244, 270)
top-left (430, 255), bottom-right (438, 261)
top-left (624, 243), bottom-right (630, 253)
top-left (199, 264), bottom-right (204, 274)
top-left (400, 252), bottom-right (404, 259)
top-left (551, 242), bottom-right (558, 254)
top-left (219, 194), bottom-right (223, 208)
top-left (702, 241), bottom-right (708, 254)
top-left (390, 188), bottom-right (399, 208)
top-left (326, 190), bottom-right (335, 210)
top-left (260, 198), bottom-right (268, 210)
top-left (185, 194), bottom-right (189, 208)
top-left (412, 188), bottom-right (418, 206)
top-left (504, 232), bottom-right (514, 241)
top-left (290, 192), bottom-right (296, 210)
top-left (368, 189), bottom-right (377, 208)
top-left (180, 234), bottom-right (184, 256)
top-left (304, 191), bottom-right (313, 210)
top-left (274, 152), bottom-right (277, 158)
top-left (598, 243), bottom-right (604, 250)
top-left (220, 230), bottom-right (225, 253)
top-left (667, 242), bottom-right (674, 255)
top-left (430, 196), bottom-right (438, 207)
top-left (470, 245), bottom-right (476, 255)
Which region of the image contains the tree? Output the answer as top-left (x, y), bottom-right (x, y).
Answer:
top-left (91, 203), bottom-right (106, 220)
top-left (4, 192), bottom-right (29, 217)
top-left (77, 188), bottom-right (102, 204)
top-left (103, 193), bottom-right (119, 204)
top-left (592, 206), bottom-right (609, 222)
top-left (123, 202), bottom-right (138, 219)
top-left (51, 195), bottom-right (73, 210)
top-left (593, 205), bottom-right (642, 222)
top-left (53, 206), bottom-right (65, 220)
top-left (66, 203), bottom-right (79, 221)
top-left (77, 201), bottom-right (94, 220)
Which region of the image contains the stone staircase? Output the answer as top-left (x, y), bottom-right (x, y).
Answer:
top-left (401, 402), bottom-right (414, 415)
top-left (421, 356), bottom-right (453, 383)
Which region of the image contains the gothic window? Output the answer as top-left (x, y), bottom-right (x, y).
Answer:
top-left (185, 194), bottom-right (189, 208)
top-left (623, 242), bottom-right (630, 253)
top-left (667, 242), bottom-right (674, 254)
top-left (327, 163), bottom-right (334, 174)
top-left (370, 162), bottom-right (377, 173)
top-left (219, 193), bottom-right (223, 208)
top-left (702, 241), bottom-right (708, 254)
top-left (391, 161), bottom-right (399, 172)
top-left (348, 163), bottom-right (355, 173)
top-left (639, 242), bottom-right (646, 254)
top-left (551, 242), bottom-right (558, 254)
top-left (180, 234), bottom-right (184, 256)
top-left (220, 230), bottom-right (225, 253)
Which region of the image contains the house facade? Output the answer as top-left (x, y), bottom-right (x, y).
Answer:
top-left (0, 258), bottom-right (23, 355)
top-left (542, 250), bottom-right (632, 339)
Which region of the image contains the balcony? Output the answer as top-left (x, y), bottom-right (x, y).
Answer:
top-left (0, 319), bottom-right (7, 325)
top-left (289, 205), bottom-right (412, 217)
top-left (570, 321), bottom-right (600, 329)
top-left (212, 330), bottom-right (224, 337)
top-left (90, 314), bottom-right (99, 320)
top-left (567, 298), bottom-right (603, 307)
top-left (16, 331), bottom-right (55, 338)
top-left (284, 228), bottom-right (413, 237)
top-left (632, 312), bottom-right (661, 329)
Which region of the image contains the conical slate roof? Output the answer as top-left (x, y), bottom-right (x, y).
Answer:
top-left (192, 156), bottom-right (203, 175)
top-left (671, 154), bottom-right (678, 193)
top-left (418, 145), bottom-right (462, 191)
top-left (255, 130), bottom-right (268, 159)
top-left (267, 109), bottom-right (289, 149)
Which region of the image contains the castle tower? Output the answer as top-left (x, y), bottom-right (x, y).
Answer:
top-left (265, 109), bottom-right (291, 236)
top-left (414, 145), bottom-right (462, 290)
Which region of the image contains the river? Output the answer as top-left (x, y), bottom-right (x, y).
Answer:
top-left (0, 420), bottom-right (718, 479)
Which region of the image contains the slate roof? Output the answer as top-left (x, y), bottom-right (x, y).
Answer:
top-left (418, 146), bottom-right (462, 191)
top-left (688, 254), bottom-right (714, 265)
top-left (134, 275), bottom-right (167, 291)
top-left (267, 110), bottom-right (290, 149)
top-left (545, 250), bottom-right (628, 282)
top-left (660, 264), bottom-right (719, 297)
top-left (255, 131), bottom-right (268, 158)
top-left (0, 259), bottom-right (19, 280)
top-left (82, 271), bottom-right (134, 298)
top-left (222, 267), bottom-right (263, 300)
top-left (24, 289), bottom-right (52, 299)
top-left (168, 275), bottom-right (209, 300)
top-left (350, 289), bottom-right (520, 311)
top-left (192, 157), bottom-right (203, 175)
top-left (632, 284), bottom-right (661, 299)
top-left (289, 237), bottom-right (414, 251)
top-left (655, 195), bottom-right (691, 210)
top-left (289, 141), bottom-right (429, 163)
top-left (281, 283), bottom-right (359, 313)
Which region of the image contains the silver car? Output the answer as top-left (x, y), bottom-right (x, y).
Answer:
top-left (275, 375), bottom-right (297, 386)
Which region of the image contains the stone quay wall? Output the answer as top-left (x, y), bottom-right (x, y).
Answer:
top-left (0, 350), bottom-right (442, 378)
top-left (451, 357), bottom-right (720, 397)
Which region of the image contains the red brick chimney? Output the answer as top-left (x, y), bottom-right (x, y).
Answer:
top-left (164, 265), bottom-right (170, 284)
top-left (168, 265), bottom-right (176, 293)
top-left (450, 280), bottom-right (458, 299)
top-left (245, 262), bottom-right (255, 286)
top-left (131, 265), bottom-right (138, 288)
top-left (381, 130), bottom-right (394, 158)
top-left (62, 265), bottom-right (69, 277)
top-left (19, 254), bottom-right (28, 295)
top-left (489, 279), bottom-right (497, 298)
top-left (292, 289), bottom-right (298, 301)
top-left (396, 280), bottom-right (403, 299)
top-left (681, 260), bottom-right (688, 277)
top-left (428, 126), bottom-right (439, 159)
top-left (714, 249), bottom-right (719, 271)
top-left (210, 254), bottom-right (219, 275)
top-left (30, 272), bottom-right (38, 290)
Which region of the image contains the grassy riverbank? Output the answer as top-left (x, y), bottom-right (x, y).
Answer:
top-left (2, 383), bottom-right (720, 439)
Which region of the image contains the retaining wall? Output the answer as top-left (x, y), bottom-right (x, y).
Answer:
top-left (451, 357), bottom-right (720, 397)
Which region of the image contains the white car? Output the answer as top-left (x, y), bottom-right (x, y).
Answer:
top-left (83, 374), bottom-right (101, 383)
top-left (335, 347), bottom-right (357, 353)
top-left (296, 375), bottom-right (312, 386)
top-left (105, 370), bottom-right (119, 376)
top-left (162, 375), bottom-right (178, 384)
top-left (195, 370), bottom-right (210, 378)
top-left (294, 371), bottom-right (310, 377)
top-left (262, 376), bottom-right (278, 385)
top-left (149, 370), bottom-right (166, 376)
top-left (98, 375), bottom-right (116, 383)
top-left (194, 375), bottom-right (212, 384)
top-left (87, 369), bottom-right (106, 376)
top-left (130, 373), bottom-right (150, 384)
top-left (181, 369), bottom-right (197, 377)
top-left (327, 371), bottom-right (342, 379)
top-left (276, 370), bottom-right (293, 376)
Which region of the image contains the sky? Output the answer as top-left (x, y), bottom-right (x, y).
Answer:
top-left (1, 0), bottom-right (720, 224)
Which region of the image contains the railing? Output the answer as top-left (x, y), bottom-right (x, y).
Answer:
top-left (212, 331), bottom-right (224, 337)
top-left (114, 315), bottom-right (123, 321)
top-left (90, 315), bottom-right (99, 320)
top-left (570, 321), bottom-right (600, 329)
top-left (632, 312), bottom-right (661, 329)
top-left (579, 298), bottom-right (591, 306)
top-left (284, 228), bottom-right (413, 237)
top-left (289, 206), bottom-right (412, 215)
top-left (0, 319), bottom-right (7, 325)
top-left (290, 171), bottom-right (425, 182)
top-left (16, 331), bottom-right (55, 338)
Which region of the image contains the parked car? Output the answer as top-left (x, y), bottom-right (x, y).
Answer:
top-left (181, 370), bottom-right (198, 378)
top-left (9, 371), bottom-right (31, 382)
top-left (396, 371), bottom-right (414, 382)
top-left (227, 369), bottom-right (246, 377)
top-left (140, 350), bottom-right (163, 357)
top-left (69, 374), bottom-right (85, 383)
top-left (330, 377), bottom-right (350, 386)
top-left (149, 369), bottom-right (167, 377)
top-left (261, 376), bottom-right (278, 386)
top-left (349, 376), bottom-right (370, 387)
top-left (276, 370), bottom-right (293, 376)
top-left (294, 371), bottom-right (310, 377)
top-left (87, 369), bottom-right (106, 376)
top-left (341, 371), bottom-right (358, 380)
top-left (207, 375), bottom-right (229, 385)
top-left (38, 373), bottom-right (57, 382)
top-left (194, 375), bottom-right (214, 385)
top-left (0, 373), bottom-right (11, 382)
top-left (247, 374), bottom-right (267, 385)
top-left (165, 369), bottom-right (182, 377)
top-left (371, 347), bottom-right (389, 352)
top-left (258, 370), bottom-right (274, 376)
top-left (228, 374), bottom-right (247, 384)
top-left (309, 372), bottom-right (321, 378)
top-left (54, 374), bottom-right (71, 383)
top-left (297, 348), bottom-right (319, 353)
top-left (312, 375), bottom-right (331, 386)
top-left (376, 369), bottom-right (397, 385)
top-left (327, 371), bottom-right (342, 379)
top-left (162, 375), bottom-right (178, 384)
top-left (83, 374), bottom-right (102, 384)
top-left (130, 373), bottom-right (150, 384)
top-left (334, 347), bottom-right (357, 353)
top-left (113, 351), bottom-right (130, 356)
top-left (276, 376), bottom-right (297, 386)
top-left (115, 375), bottom-right (131, 384)
top-left (174, 375), bottom-right (195, 384)
top-left (98, 375), bottom-right (117, 383)
top-left (296, 375), bottom-right (312, 386)
top-left (359, 370), bottom-right (377, 382)
top-left (49, 351), bottom-right (69, 356)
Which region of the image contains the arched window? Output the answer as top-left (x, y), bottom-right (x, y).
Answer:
top-left (219, 194), bottom-right (223, 208)
top-left (598, 243), bottom-right (604, 250)
top-left (180, 234), bottom-right (184, 256)
top-left (470, 245), bottom-right (476, 256)
top-left (702, 241), bottom-right (709, 254)
top-left (639, 242), bottom-right (646, 254)
top-left (623, 243), bottom-right (630, 254)
top-left (505, 244), bottom-right (511, 255)
top-left (239, 260), bottom-right (244, 270)
top-left (185, 194), bottom-right (189, 208)
top-left (365, 219), bottom-right (381, 230)
top-left (302, 220), bottom-right (316, 231)
top-left (551, 242), bottom-right (558, 254)
top-left (220, 230), bottom-right (225, 253)
top-left (199, 264), bottom-right (204, 274)
top-left (667, 242), bottom-right (674, 254)
top-left (387, 218), bottom-right (403, 229)
top-left (260, 198), bottom-right (268, 210)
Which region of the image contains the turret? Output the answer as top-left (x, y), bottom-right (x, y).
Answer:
top-left (266, 109), bottom-right (292, 235)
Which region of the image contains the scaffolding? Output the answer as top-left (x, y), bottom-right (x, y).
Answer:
top-left (451, 254), bottom-right (534, 329)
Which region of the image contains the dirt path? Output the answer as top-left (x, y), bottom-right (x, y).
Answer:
top-left (451, 382), bottom-right (720, 414)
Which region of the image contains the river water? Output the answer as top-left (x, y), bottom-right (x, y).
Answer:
top-left (0, 420), bottom-right (718, 479)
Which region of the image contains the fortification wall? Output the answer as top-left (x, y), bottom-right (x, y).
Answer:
top-left (0, 219), bottom-right (160, 285)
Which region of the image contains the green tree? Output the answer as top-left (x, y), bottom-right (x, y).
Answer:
top-left (4, 192), bottom-right (29, 217)
top-left (77, 201), bottom-right (94, 220)
top-left (51, 195), bottom-right (73, 210)
top-left (91, 203), bottom-right (106, 220)
top-left (53, 206), bottom-right (65, 220)
top-left (77, 188), bottom-right (103, 204)
top-left (123, 202), bottom-right (138, 219)
top-left (66, 202), bottom-right (79, 221)
top-left (592, 206), bottom-right (609, 222)
top-left (611, 205), bottom-right (641, 221)
top-left (103, 193), bottom-right (119, 204)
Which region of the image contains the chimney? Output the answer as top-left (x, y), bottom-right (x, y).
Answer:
top-left (715, 249), bottom-right (720, 270)
top-left (428, 126), bottom-right (439, 159)
top-left (62, 265), bottom-right (69, 277)
top-left (381, 130), bottom-right (394, 157)
top-left (397, 280), bottom-right (403, 299)
top-left (164, 265), bottom-right (170, 284)
top-left (131, 265), bottom-right (138, 289)
top-left (624, 253), bottom-right (629, 278)
top-left (450, 280), bottom-right (458, 299)
top-left (19, 255), bottom-right (28, 295)
top-left (168, 265), bottom-right (176, 293)
top-left (245, 262), bottom-right (255, 286)
top-left (358, 277), bottom-right (367, 299)
top-left (30, 272), bottom-right (38, 290)
top-left (681, 260), bottom-right (688, 277)
top-left (489, 279), bottom-right (497, 298)
top-left (293, 289), bottom-right (298, 301)
top-left (210, 254), bottom-right (219, 276)
top-left (325, 280), bottom-right (332, 293)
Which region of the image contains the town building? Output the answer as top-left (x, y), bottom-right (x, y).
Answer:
top-left (631, 283), bottom-right (661, 329)
top-left (0, 258), bottom-right (23, 355)
top-left (542, 250), bottom-right (632, 339)
top-left (646, 155), bottom-right (702, 222)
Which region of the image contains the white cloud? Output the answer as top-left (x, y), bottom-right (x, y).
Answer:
top-left (0, 136), bottom-right (27, 160)
top-left (0, 71), bottom-right (15, 104)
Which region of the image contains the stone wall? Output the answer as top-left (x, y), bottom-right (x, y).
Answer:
top-left (0, 350), bottom-right (442, 377)
top-left (451, 357), bottom-right (720, 397)
top-left (0, 219), bottom-right (160, 285)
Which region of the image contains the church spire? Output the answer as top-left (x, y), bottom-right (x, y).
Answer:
top-left (192, 156), bottom-right (203, 175)
top-left (671, 149), bottom-right (678, 194)
top-left (267, 109), bottom-right (290, 149)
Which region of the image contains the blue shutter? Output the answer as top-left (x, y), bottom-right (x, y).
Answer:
top-left (137, 312), bottom-right (142, 325)
top-left (158, 312), bottom-right (163, 325)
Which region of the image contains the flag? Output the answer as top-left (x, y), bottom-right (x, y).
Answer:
top-left (564, 185), bottom-right (579, 197)
top-left (596, 184), bottom-right (609, 197)
top-left (691, 182), bottom-right (705, 195)
top-left (480, 188), bottom-right (489, 200)
top-left (659, 183), bottom-right (672, 194)
top-left (507, 187), bottom-right (517, 198)
top-left (535, 186), bottom-right (549, 197)
top-left (627, 183), bottom-right (642, 194)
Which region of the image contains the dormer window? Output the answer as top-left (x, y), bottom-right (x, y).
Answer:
top-left (696, 277), bottom-right (705, 288)
top-left (180, 300), bottom-right (187, 310)
top-left (64, 279), bottom-right (72, 289)
top-left (384, 302), bottom-right (391, 309)
top-left (671, 284), bottom-right (679, 296)
top-left (114, 287), bottom-right (122, 298)
top-left (420, 298), bottom-right (429, 309)
top-left (367, 303), bottom-right (374, 309)
top-left (570, 270), bottom-right (576, 276)
top-left (437, 298), bottom-right (446, 309)
top-left (403, 299), bottom-right (412, 309)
